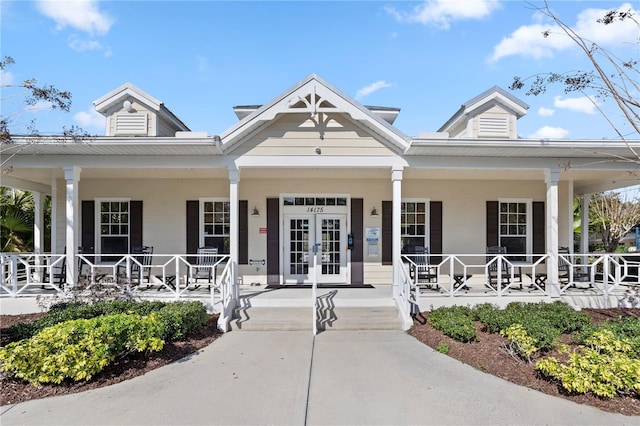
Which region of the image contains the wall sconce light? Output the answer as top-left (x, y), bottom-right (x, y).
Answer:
top-left (371, 207), bottom-right (379, 216)
top-left (252, 206), bottom-right (260, 216)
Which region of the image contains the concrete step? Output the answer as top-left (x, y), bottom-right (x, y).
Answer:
top-left (230, 305), bottom-right (402, 331)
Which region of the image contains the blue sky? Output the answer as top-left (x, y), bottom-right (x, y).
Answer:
top-left (1, 0), bottom-right (639, 140)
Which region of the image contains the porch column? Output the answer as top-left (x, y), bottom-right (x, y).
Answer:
top-left (51, 176), bottom-right (58, 254)
top-left (545, 168), bottom-right (560, 297)
top-left (580, 193), bottom-right (591, 254)
top-left (566, 180), bottom-right (574, 249)
top-left (229, 167), bottom-right (239, 296)
top-left (33, 191), bottom-right (44, 281)
top-left (392, 166), bottom-right (403, 298)
top-left (64, 166), bottom-right (81, 286)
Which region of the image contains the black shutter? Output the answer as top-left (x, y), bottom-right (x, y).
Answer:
top-left (486, 201), bottom-right (499, 247)
top-left (130, 201), bottom-right (143, 251)
top-left (239, 200), bottom-right (248, 265)
top-left (430, 201), bottom-right (443, 264)
top-left (533, 201), bottom-right (545, 259)
top-left (186, 200), bottom-right (199, 263)
top-left (351, 198), bottom-right (364, 285)
top-left (266, 198), bottom-right (280, 285)
top-left (81, 200), bottom-right (95, 254)
top-left (382, 201), bottom-right (393, 265)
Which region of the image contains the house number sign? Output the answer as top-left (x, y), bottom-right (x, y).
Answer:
top-left (306, 207), bottom-right (324, 213)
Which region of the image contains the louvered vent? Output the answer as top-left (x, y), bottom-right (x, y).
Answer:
top-left (114, 113), bottom-right (147, 136)
top-left (478, 116), bottom-right (509, 137)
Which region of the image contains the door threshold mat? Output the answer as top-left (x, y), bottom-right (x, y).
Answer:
top-left (264, 284), bottom-right (375, 289)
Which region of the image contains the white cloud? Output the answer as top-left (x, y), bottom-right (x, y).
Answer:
top-left (490, 3), bottom-right (638, 62)
top-left (529, 126), bottom-right (570, 139)
top-left (0, 70), bottom-right (15, 86)
top-left (553, 95), bottom-right (598, 114)
top-left (538, 107), bottom-right (554, 117)
top-left (386, 0), bottom-right (500, 29)
top-left (355, 81), bottom-right (393, 100)
top-left (36, 0), bottom-right (114, 36)
top-left (74, 108), bottom-right (105, 129)
top-left (68, 35), bottom-right (103, 52)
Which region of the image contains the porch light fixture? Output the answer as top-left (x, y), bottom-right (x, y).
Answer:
top-left (371, 207), bottom-right (379, 216)
top-left (252, 206), bottom-right (260, 216)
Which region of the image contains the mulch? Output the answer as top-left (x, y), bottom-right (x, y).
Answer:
top-left (0, 313), bottom-right (221, 406)
top-left (408, 307), bottom-right (640, 416)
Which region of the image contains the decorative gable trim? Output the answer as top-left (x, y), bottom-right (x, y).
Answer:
top-left (221, 74), bottom-right (409, 154)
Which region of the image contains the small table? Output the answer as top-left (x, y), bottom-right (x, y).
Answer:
top-left (453, 274), bottom-right (472, 290)
top-left (154, 275), bottom-right (176, 290)
top-left (526, 273), bottom-right (547, 289)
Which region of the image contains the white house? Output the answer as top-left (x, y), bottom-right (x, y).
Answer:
top-left (3, 74), bottom-right (640, 329)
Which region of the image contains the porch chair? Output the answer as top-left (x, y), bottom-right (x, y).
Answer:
top-left (486, 246), bottom-right (511, 290)
top-left (43, 247), bottom-right (85, 288)
top-left (410, 246), bottom-right (438, 289)
top-left (130, 245), bottom-right (153, 287)
top-left (188, 246), bottom-right (218, 290)
top-left (558, 246), bottom-right (592, 288)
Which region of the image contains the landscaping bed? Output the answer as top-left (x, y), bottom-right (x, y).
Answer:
top-left (0, 303), bottom-right (221, 406)
top-left (409, 306), bottom-right (640, 416)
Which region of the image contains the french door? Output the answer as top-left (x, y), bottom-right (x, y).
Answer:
top-left (284, 214), bottom-right (347, 284)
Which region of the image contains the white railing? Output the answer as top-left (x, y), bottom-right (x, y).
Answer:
top-left (396, 261), bottom-right (415, 330)
top-left (0, 252), bottom-right (232, 299)
top-left (400, 252), bottom-right (640, 305)
top-left (216, 260), bottom-right (235, 332)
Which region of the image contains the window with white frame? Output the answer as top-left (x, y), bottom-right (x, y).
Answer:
top-left (401, 200), bottom-right (428, 253)
top-left (201, 199), bottom-right (230, 254)
top-left (98, 200), bottom-right (129, 259)
top-left (499, 200), bottom-right (530, 260)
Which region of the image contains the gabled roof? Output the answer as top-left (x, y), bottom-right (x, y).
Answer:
top-left (93, 82), bottom-right (190, 132)
top-left (221, 74), bottom-right (409, 153)
top-left (438, 86), bottom-right (529, 133)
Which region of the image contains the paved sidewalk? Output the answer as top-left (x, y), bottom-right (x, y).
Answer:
top-left (1, 330), bottom-right (636, 425)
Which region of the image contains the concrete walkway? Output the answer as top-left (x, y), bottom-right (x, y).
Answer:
top-left (1, 330), bottom-right (636, 426)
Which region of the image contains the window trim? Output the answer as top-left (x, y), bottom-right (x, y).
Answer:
top-left (199, 197), bottom-right (230, 250)
top-left (497, 198), bottom-right (532, 258)
top-left (401, 198), bottom-right (430, 253)
top-left (94, 198), bottom-right (131, 256)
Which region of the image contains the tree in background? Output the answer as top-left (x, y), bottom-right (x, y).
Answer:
top-left (590, 190), bottom-right (640, 252)
top-left (510, 1), bottom-right (639, 156)
top-left (1, 56), bottom-right (89, 175)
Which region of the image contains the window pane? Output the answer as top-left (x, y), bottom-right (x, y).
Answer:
top-left (417, 203), bottom-right (425, 213)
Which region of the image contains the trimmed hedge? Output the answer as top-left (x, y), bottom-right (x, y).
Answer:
top-left (0, 313), bottom-right (165, 385)
top-left (429, 305), bottom-right (477, 342)
top-left (5, 300), bottom-right (207, 343)
top-left (473, 301), bottom-right (590, 351)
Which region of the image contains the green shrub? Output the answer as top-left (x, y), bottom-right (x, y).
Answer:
top-left (580, 317), bottom-right (640, 357)
top-left (500, 324), bottom-right (539, 362)
top-left (536, 329), bottom-right (640, 398)
top-left (473, 301), bottom-right (590, 352)
top-left (429, 306), bottom-right (477, 342)
top-left (0, 313), bottom-right (164, 385)
top-left (4, 300), bottom-right (191, 343)
top-left (436, 342), bottom-right (449, 354)
top-left (156, 301), bottom-right (208, 341)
